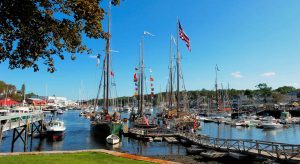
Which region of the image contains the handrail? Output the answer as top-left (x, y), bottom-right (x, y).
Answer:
top-left (176, 131), bottom-right (300, 160)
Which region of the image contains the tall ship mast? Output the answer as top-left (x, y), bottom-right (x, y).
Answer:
top-left (169, 35), bottom-right (174, 108)
top-left (91, 0), bottom-right (122, 138)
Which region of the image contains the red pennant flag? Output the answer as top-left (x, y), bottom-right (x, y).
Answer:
top-left (150, 76), bottom-right (154, 81)
top-left (110, 71), bottom-right (114, 77)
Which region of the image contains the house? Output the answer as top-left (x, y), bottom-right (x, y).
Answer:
top-left (0, 98), bottom-right (20, 106)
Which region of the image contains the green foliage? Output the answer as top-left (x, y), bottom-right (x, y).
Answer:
top-left (0, 80), bottom-right (17, 98)
top-left (26, 92), bottom-right (38, 98)
top-left (255, 83), bottom-right (272, 96)
top-left (276, 86), bottom-right (296, 95)
top-left (244, 89), bottom-right (253, 99)
top-left (0, 152), bottom-right (150, 164)
top-left (21, 83), bottom-right (26, 96)
top-left (0, 80), bottom-right (37, 100)
top-left (0, 0), bottom-right (120, 72)
top-left (272, 91), bottom-right (284, 103)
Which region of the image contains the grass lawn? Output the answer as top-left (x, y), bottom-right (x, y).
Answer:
top-left (0, 152), bottom-right (152, 164)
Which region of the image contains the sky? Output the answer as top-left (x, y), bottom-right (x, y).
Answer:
top-left (1, 0), bottom-right (300, 100)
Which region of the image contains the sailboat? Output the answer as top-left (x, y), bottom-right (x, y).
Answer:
top-left (131, 31), bottom-right (157, 129)
top-left (164, 20), bottom-right (198, 131)
top-left (91, 1), bottom-right (122, 139)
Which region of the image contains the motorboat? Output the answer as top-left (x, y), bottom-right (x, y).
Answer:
top-left (106, 134), bottom-right (120, 144)
top-left (262, 116), bottom-right (283, 129)
top-left (46, 120), bottom-right (66, 140)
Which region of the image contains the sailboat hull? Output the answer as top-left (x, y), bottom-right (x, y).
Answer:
top-left (91, 121), bottom-right (122, 138)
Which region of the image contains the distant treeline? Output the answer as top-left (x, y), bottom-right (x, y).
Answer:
top-left (88, 83), bottom-right (300, 106)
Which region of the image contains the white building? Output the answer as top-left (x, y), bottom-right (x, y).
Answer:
top-left (47, 96), bottom-right (70, 107)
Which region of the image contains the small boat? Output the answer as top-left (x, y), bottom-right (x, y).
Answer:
top-left (79, 112), bottom-right (84, 116)
top-left (46, 120), bottom-right (66, 140)
top-left (57, 109), bottom-right (64, 114)
top-left (262, 116), bottom-right (283, 129)
top-left (203, 117), bottom-right (214, 123)
top-left (106, 134), bottom-right (120, 144)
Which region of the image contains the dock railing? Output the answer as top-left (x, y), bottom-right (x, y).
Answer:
top-left (0, 111), bottom-right (44, 132)
top-left (177, 132), bottom-right (300, 161)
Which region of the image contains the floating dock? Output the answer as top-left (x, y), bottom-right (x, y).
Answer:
top-left (164, 137), bottom-right (179, 143)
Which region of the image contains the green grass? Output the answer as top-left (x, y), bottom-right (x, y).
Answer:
top-left (0, 152), bottom-right (152, 164)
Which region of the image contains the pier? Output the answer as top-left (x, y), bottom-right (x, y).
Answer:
top-left (0, 112), bottom-right (45, 152)
top-left (128, 127), bottom-right (300, 162)
top-left (177, 132), bottom-right (300, 162)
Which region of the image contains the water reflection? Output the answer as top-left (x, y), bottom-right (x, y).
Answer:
top-left (0, 110), bottom-right (186, 156)
top-left (199, 121), bottom-right (300, 144)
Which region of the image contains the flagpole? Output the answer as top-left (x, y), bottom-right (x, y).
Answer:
top-left (176, 17), bottom-right (180, 114)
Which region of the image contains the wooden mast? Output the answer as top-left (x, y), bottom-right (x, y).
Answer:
top-left (215, 65), bottom-right (219, 111)
top-left (140, 37), bottom-right (145, 116)
top-left (169, 35), bottom-right (173, 107)
top-left (105, 1), bottom-right (111, 113)
top-left (176, 18), bottom-right (180, 114)
top-left (138, 41), bottom-right (142, 115)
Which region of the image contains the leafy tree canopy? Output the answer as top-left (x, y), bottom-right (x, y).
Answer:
top-left (276, 86), bottom-right (296, 95)
top-left (0, 0), bottom-right (119, 72)
top-left (255, 83), bottom-right (272, 96)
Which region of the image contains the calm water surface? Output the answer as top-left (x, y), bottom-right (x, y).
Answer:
top-left (199, 121), bottom-right (300, 144)
top-left (0, 110), bottom-right (185, 155)
top-left (1, 110), bottom-right (300, 154)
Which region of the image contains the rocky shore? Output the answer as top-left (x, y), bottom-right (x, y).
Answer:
top-left (149, 154), bottom-right (276, 164)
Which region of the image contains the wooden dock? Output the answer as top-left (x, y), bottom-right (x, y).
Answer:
top-left (129, 128), bottom-right (176, 138)
top-left (0, 112), bottom-right (45, 152)
top-left (177, 132), bottom-right (300, 162)
top-left (164, 137), bottom-right (179, 143)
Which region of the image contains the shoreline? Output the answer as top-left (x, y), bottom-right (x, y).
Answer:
top-left (0, 149), bottom-right (178, 164)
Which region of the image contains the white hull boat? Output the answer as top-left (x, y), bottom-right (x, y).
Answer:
top-left (46, 120), bottom-right (66, 140)
top-left (262, 123), bottom-right (283, 129)
top-left (106, 134), bottom-right (120, 144)
top-left (262, 116), bottom-right (283, 129)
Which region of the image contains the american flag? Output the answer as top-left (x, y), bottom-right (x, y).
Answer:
top-left (179, 21), bottom-right (191, 52)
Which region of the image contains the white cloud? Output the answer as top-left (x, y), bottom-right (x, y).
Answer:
top-left (260, 72), bottom-right (276, 77)
top-left (231, 71), bottom-right (243, 78)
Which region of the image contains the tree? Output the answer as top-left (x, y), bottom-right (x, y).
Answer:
top-left (255, 83), bottom-right (272, 103)
top-left (272, 91), bottom-right (283, 103)
top-left (26, 92), bottom-right (38, 98)
top-left (0, 0), bottom-right (120, 72)
top-left (244, 89), bottom-right (253, 99)
top-left (21, 83), bottom-right (26, 97)
top-left (276, 86), bottom-right (296, 95)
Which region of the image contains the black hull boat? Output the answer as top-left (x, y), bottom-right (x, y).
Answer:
top-left (91, 121), bottom-right (111, 138)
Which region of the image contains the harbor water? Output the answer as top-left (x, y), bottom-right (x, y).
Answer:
top-left (199, 121), bottom-right (300, 144)
top-left (0, 110), bottom-right (185, 155)
top-left (1, 110), bottom-right (300, 154)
